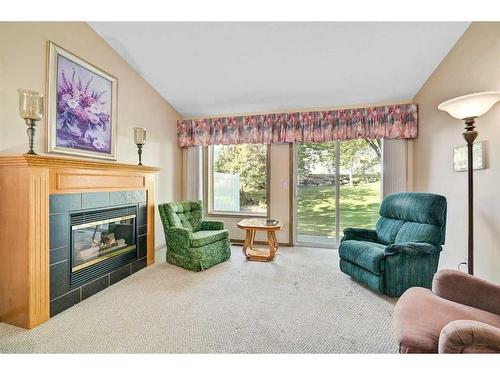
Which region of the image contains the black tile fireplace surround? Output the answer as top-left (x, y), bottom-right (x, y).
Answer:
top-left (49, 190), bottom-right (148, 317)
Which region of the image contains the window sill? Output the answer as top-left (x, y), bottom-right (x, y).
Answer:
top-left (206, 211), bottom-right (268, 219)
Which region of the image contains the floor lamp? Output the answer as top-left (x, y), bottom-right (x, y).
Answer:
top-left (438, 92), bottom-right (500, 275)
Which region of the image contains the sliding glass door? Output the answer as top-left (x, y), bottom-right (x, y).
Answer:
top-left (295, 139), bottom-right (382, 248)
top-left (296, 142), bottom-right (337, 246)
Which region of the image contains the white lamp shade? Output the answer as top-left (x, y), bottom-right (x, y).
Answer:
top-left (438, 91), bottom-right (500, 120)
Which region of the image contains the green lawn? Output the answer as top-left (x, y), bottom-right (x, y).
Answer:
top-left (297, 182), bottom-right (381, 237)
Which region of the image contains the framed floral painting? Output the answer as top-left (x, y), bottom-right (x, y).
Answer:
top-left (47, 42), bottom-right (118, 160)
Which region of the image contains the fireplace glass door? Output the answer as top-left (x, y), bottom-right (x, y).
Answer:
top-left (71, 214), bottom-right (137, 272)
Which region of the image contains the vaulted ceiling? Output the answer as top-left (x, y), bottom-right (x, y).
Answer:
top-left (89, 22), bottom-right (470, 118)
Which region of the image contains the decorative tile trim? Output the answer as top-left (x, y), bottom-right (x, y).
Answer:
top-left (82, 192), bottom-right (110, 210)
top-left (109, 190), bottom-right (146, 206)
top-left (49, 193), bottom-right (81, 213)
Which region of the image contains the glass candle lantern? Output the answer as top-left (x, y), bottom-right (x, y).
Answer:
top-left (134, 127), bottom-right (146, 145)
top-left (18, 89), bottom-right (44, 155)
top-left (18, 89), bottom-right (44, 121)
top-left (134, 127), bottom-right (147, 165)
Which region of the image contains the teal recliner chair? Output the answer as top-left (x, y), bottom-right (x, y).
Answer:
top-left (339, 192), bottom-right (447, 297)
top-left (158, 200), bottom-right (231, 271)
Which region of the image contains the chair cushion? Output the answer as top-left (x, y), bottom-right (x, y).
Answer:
top-left (165, 201), bottom-right (203, 231)
top-left (380, 192), bottom-right (447, 226)
top-left (395, 222), bottom-right (443, 247)
top-left (338, 240), bottom-right (387, 274)
top-left (394, 287), bottom-right (500, 353)
top-left (375, 217), bottom-right (403, 245)
top-left (379, 192), bottom-right (447, 245)
top-left (190, 229), bottom-right (229, 248)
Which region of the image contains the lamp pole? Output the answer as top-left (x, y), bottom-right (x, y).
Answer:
top-left (438, 91), bottom-right (500, 276)
top-left (463, 118), bottom-right (477, 275)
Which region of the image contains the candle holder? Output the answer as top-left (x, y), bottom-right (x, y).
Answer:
top-left (25, 119), bottom-right (38, 155)
top-left (136, 144), bottom-right (143, 165)
top-left (18, 89), bottom-right (44, 155)
top-left (134, 127), bottom-right (147, 166)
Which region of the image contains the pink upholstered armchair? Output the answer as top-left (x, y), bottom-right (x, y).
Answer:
top-left (393, 269), bottom-right (500, 353)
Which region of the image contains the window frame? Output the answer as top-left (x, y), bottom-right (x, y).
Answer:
top-left (203, 144), bottom-right (271, 218)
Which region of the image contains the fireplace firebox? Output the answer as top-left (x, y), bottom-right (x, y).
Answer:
top-left (69, 205), bottom-right (138, 288)
top-left (72, 214), bottom-right (136, 272)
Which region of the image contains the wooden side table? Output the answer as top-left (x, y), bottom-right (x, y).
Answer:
top-left (237, 218), bottom-right (283, 262)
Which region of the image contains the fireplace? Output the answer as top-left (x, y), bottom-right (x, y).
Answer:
top-left (0, 155), bottom-right (159, 329)
top-left (72, 217), bottom-right (136, 272)
top-left (48, 190), bottom-right (149, 317)
top-left (72, 205), bottom-right (137, 266)
top-left (69, 205), bottom-right (139, 288)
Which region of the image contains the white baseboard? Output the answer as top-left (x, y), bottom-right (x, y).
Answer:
top-left (155, 243), bottom-right (166, 251)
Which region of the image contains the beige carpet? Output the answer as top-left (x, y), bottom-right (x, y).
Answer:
top-left (0, 246), bottom-right (397, 353)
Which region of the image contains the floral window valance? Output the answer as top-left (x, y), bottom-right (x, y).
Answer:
top-left (177, 103), bottom-right (417, 147)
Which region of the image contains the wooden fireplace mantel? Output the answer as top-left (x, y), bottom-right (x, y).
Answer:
top-left (0, 154), bottom-right (160, 329)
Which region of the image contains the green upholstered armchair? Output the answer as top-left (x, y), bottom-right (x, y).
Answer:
top-left (158, 200), bottom-right (231, 271)
top-left (339, 192), bottom-right (447, 297)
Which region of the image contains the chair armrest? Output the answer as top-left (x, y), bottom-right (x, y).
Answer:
top-left (432, 269), bottom-right (500, 315)
top-left (201, 220), bottom-right (224, 230)
top-left (385, 242), bottom-right (440, 256)
top-left (166, 227), bottom-right (193, 238)
top-left (342, 228), bottom-right (378, 242)
top-left (439, 320), bottom-right (500, 353)
top-left (165, 227), bottom-right (193, 250)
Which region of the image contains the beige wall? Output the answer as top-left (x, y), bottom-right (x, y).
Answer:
top-left (0, 22), bottom-right (182, 248)
top-left (412, 22), bottom-right (500, 283)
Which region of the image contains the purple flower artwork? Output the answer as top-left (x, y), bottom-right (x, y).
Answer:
top-left (55, 55), bottom-right (112, 154)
